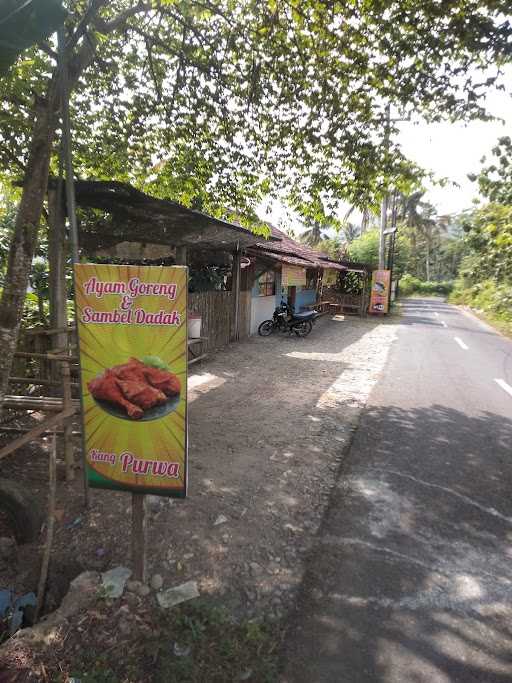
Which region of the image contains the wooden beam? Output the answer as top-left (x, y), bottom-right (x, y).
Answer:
top-left (14, 351), bottom-right (78, 362)
top-left (188, 354), bottom-right (208, 366)
top-left (132, 492), bottom-right (147, 582)
top-left (232, 248), bottom-right (241, 341)
top-left (175, 245), bottom-right (187, 265)
top-left (0, 426), bottom-right (81, 436)
top-left (0, 407), bottom-right (75, 460)
top-left (3, 396), bottom-right (80, 411)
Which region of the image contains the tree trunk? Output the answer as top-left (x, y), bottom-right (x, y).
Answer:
top-left (0, 99), bottom-right (56, 414)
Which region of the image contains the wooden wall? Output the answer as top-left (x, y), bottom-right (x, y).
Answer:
top-left (12, 290), bottom-right (252, 385)
top-left (188, 290), bottom-right (251, 353)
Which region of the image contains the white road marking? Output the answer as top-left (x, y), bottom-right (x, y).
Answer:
top-left (441, 321), bottom-right (448, 328)
top-left (434, 312), bottom-right (439, 317)
top-left (454, 337), bottom-right (469, 350)
top-left (495, 378), bottom-right (512, 399)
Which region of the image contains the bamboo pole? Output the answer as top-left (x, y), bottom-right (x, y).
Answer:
top-left (61, 361), bottom-right (74, 481)
top-left (0, 408), bottom-right (75, 460)
top-left (132, 493), bottom-right (147, 582)
top-left (58, 27), bottom-right (89, 507)
top-left (35, 430), bottom-right (57, 622)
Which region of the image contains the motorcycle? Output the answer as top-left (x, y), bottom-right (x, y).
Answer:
top-left (258, 301), bottom-right (317, 337)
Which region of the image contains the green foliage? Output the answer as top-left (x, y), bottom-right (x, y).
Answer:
top-left (347, 229), bottom-right (380, 267)
top-left (316, 237), bottom-right (343, 260)
top-left (188, 267), bottom-right (227, 293)
top-left (3, 1), bottom-right (512, 220)
top-left (0, 0), bottom-right (66, 74)
top-left (449, 179), bottom-right (512, 334)
top-left (399, 274), bottom-right (453, 296)
top-left (347, 228), bottom-right (410, 278)
top-left (469, 136), bottom-right (512, 204)
top-left (141, 355), bottom-right (169, 371)
top-left (0, 200), bottom-right (50, 327)
top-left (460, 203), bottom-right (512, 282)
top-left (450, 279), bottom-right (512, 334)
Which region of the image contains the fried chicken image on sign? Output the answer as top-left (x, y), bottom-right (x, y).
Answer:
top-left (88, 370), bottom-right (143, 419)
top-left (116, 380), bottom-right (167, 411)
top-left (113, 358), bottom-right (181, 397)
top-left (88, 358), bottom-right (181, 419)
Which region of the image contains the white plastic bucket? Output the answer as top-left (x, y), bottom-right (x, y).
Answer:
top-left (188, 314), bottom-right (202, 339)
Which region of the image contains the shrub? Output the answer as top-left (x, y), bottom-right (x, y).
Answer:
top-left (450, 278), bottom-right (512, 325)
top-left (399, 274), bottom-right (453, 297)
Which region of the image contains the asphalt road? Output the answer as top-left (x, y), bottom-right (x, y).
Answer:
top-left (282, 299), bottom-right (512, 683)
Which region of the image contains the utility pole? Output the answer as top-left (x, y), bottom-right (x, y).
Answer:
top-left (378, 103), bottom-right (391, 270)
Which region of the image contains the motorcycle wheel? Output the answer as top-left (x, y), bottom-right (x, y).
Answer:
top-left (258, 320), bottom-right (274, 336)
top-left (294, 320), bottom-right (313, 337)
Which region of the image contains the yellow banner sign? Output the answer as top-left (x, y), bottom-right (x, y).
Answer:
top-left (282, 265), bottom-right (306, 287)
top-left (74, 264), bottom-right (188, 497)
top-left (369, 269), bottom-right (391, 314)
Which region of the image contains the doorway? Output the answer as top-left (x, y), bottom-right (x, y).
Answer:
top-left (287, 286), bottom-right (296, 312)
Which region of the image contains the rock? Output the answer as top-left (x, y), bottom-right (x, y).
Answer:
top-left (249, 562), bottom-right (262, 576)
top-left (157, 581), bottom-right (199, 609)
top-left (124, 592), bottom-right (139, 608)
top-left (118, 619), bottom-right (131, 636)
top-left (214, 514), bottom-right (228, 526)
top-left (101, 567), bottom-right (132, 599)
top-left (126, 580), bottom-right (141, 593)
top-left (4, 571), bottom-right (100, 651)
top-left (137, 584), bottom-right (151, 597)
top-left (150, 574), bottom-right (164, 591)
top-left (173, 642), bottom-right (191, 657)
top-left (0, 537), bottom-right (16, 568)
top-left (0, 536), bottom-right (16, 559)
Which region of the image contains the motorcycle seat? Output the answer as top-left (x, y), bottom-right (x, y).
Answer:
top-left (293, 311), bottom-right (316, 319)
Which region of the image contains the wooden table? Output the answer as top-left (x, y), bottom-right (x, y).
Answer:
top-left (188, 337), bottom-right (208, 366)
top-left (303, 301), bottom-right (331, 313)
top-left (328, 303), bottom-right (343, 314)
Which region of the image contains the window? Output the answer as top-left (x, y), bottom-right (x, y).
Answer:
top-left (257, 270), bottom-right (276, 297)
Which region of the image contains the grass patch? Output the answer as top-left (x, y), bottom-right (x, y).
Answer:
top-left (449, 279), bottom-right (512, 339)
top-left (463, 307), bottom-right (512, 338)
top-left (65, 601), bottom-right (283, 683)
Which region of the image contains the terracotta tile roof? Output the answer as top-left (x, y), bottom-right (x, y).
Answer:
top-left (251, 225), bottom-right (349, 270)
top-left (255, 249), bottom-right (318, 268)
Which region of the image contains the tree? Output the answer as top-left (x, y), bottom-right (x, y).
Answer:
top-left (397, 191), bottom-right (442, 280)
top-left (1, 1), bottom-right (512, 410)
top-left (347, 228), bottom-right (410, 277)
top-left (461, 204), bottom-right (512, 283)
top-left (300, 219), bottom-right (331, 246)
top-left (469, 136), bottom-right (512, 204)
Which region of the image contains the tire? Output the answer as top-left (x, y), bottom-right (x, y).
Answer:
top-left (0, 479), bottom-right (43, 543)
top-left (294, 320), bottom-right (313, 337)
top-left (258, 320), bottom-right (274, 336)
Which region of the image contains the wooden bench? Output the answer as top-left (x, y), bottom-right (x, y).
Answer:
top-left (188, 337), bottom-right (208, 366)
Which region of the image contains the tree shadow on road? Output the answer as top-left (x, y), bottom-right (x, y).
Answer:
top-left (282, 404), bottom-right (512, 683)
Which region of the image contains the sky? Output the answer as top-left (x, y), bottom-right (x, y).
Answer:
top-left (261, 67), bottom-right (512, 233)
top-left (397, 82), bottom-right (512, 216)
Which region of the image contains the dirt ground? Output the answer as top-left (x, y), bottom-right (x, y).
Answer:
top-left (0, 314), bottom-right (398, 621)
